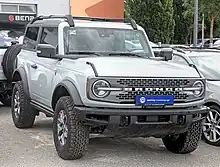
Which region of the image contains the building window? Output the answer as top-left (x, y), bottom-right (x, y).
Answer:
top-left (0, 3), bottom-right (36, 14)
top-left (1, 4), bottom-right (18, 13)
top-left (19, 5), bottom-right (36, 14)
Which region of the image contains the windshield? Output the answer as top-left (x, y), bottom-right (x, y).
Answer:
top-left (190, 53), bottom-right (220, 80)
top-left (63, 27), bottom-right (153, 57)
top-left (0, 24), bottom-right (25, 47)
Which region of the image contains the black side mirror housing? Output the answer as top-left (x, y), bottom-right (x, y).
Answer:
top-left (159, 48), bottom-right (173, 61)
top-left (36, 44), bottom-right (56, 58)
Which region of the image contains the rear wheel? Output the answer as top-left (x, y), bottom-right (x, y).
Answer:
top-left (202, 105), bottom-right (220, 146)
top-left (162, 121), bottom-right (202, 154)
top-left (53, 96), bottom-right (89, 160)
top-left (11, 81), bottom-right (36, 128)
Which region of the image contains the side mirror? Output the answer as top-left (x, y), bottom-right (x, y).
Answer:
top-left (36, 44), bottom-right (56, 58)
top-left (159, 48), bottom-right (173, 61)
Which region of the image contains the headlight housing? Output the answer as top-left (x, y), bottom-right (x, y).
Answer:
top-left (92, 80), bottom-right (110, 98)
top-left (192, 80), bottom-right (205, 97)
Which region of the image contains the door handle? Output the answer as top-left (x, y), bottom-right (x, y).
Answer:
top-left (31, 64), bottom-right (38, 69)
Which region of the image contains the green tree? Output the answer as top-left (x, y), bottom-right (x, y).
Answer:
top-left (125, 0), bottom-right (175, 43)
top-left (173, 0), bottom-right (192, 44)
top-left (200, 0), bottom-right (220, 44)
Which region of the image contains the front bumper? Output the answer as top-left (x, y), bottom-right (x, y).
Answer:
top-left (75, 105), bottom-right (209, 138)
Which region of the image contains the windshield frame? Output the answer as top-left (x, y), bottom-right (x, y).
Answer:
top-left (63, 26), bottom-right (153, 58)
top-left (189, 54), bottom-right (220, 80)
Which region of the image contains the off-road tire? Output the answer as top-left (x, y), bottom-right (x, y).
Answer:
top-left (2, 44), bottom-right (22, 81)
top-left (162, 121), bottom-right (202, 154)
top-left (11, 81), bottom-right (36, 128)
top-left (53, 96), bottom-right (89, 160)
top-left (202, 105), bottom-right (220, 146)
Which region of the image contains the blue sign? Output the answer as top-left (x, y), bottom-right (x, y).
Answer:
top-left (135, 95), bottom-right (174, 105)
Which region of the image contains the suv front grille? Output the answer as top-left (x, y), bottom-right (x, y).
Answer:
top-left (87, 77), bottom-right (203, 104)
top-left (115, 78), bottom-right (192, 103)
top-left (116, 78), bottom-right (190, 87)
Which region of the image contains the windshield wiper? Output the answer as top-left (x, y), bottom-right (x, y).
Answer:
top-left (68, 51), bottom-right (102, 56)
top-left (109, 52), bottom-right (146, 58)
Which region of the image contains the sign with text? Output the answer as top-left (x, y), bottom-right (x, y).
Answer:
top-left (0, 13), bottom-right (36, 24)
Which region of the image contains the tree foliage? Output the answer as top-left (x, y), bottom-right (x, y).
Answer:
top-left (199, 0), bottom-right (220, 43)
top-left (125, 0), bottom-right (175, 43)
top-left (125, 0), bottom-right (220, 44)
top-left (172, 0), bottom-right (192, 44)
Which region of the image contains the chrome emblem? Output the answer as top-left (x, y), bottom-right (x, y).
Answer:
top-left (123, 87), bottom-right (183, 92)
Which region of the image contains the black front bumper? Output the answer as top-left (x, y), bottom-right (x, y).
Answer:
top-left (75, 105), bottom-right (209, 138)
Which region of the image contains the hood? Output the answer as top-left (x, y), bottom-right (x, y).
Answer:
top-left (76, 56), bottom-right (200, 77)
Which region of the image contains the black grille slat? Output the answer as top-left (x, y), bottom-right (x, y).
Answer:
top-left (116, 78), bottom-right (190, 87)
top-left (115, 78), bottom-right (190, 102)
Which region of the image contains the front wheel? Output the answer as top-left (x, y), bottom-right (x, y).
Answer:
top-left (202, 105), bottom-right (220, 146)
top-left (53, 96), bottom-right (89, 160)
top-left (162, 121), bottom-right (202, 154)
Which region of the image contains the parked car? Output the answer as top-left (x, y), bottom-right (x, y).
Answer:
top-left (0, 28), bottom-right (24, 106)
top-left (168, 48), bottom-right (220, 146)
top-left (10, 15), bottom-right (208, 160)
top-left (190, 38), bottom-right (220, 48)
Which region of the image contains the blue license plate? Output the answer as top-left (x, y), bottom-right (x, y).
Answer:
top-left (135, 95), bottom-right (174, 105)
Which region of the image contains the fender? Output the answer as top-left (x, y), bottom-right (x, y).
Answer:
top-left (204, 99), bottom-right (220, 107)
top-left (52, 79), bottom-right (84, 106)
top-left (12, 67), bottom-right (30, 97)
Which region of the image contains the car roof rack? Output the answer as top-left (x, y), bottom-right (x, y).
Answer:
top-left (30, 15), bottom-right (75, 27)
top-left (72, 16), bottom-right (137, 30)
top-left (30, 15), bottom-right (138, 30)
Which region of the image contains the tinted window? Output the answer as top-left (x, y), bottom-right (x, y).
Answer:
top-left (40, 27), bottom-right (58, 48)
top-left (23, 27), bottom-right (39, 50)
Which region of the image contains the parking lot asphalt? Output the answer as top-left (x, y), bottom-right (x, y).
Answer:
top-left (0, 106), bottom-right (219, 167)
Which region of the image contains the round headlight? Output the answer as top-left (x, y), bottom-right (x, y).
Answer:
top-left (193, 80), bottom-right (204, 97)
top-left (92, 80), bottom-right (110, 98)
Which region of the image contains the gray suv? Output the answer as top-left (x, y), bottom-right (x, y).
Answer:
top-left (11, 15), bottom-right (208, 160)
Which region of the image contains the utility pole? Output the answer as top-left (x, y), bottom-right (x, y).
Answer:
top-left (202, 14), bottom-right (205, 47)
top-left (193, 0), bottom-right (198, 47)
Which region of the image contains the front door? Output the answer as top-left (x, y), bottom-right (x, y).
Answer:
top-left (29, 27), bottom-right (59, 107)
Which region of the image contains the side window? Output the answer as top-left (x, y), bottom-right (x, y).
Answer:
top-left (40, 27), bottom-right (58, 53)
top-left (23, 27), bottom-right (39, 50)
top-left (170, 54), bottom-right (189, 66)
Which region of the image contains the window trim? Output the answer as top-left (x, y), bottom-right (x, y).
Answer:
top-left (23, 26), bottom-right (41, 51)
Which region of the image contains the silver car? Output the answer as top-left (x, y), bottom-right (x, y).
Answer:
top-left (10, 15), bottom-right (208, 160)
top-left (169, 48), bottom-right (220, 146)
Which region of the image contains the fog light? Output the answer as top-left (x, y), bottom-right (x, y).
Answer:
top-left (120, 116), bottom-right (130, 127)
top-left (177, 115), bottom-right (186, 125)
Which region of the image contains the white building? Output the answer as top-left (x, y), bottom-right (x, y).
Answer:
top-left (0, 0), bottom-right (70, 16)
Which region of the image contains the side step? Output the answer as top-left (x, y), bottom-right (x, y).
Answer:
top-left (30, 101), bottom-right (54, 117)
